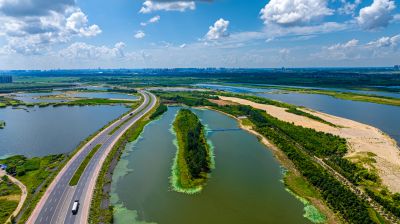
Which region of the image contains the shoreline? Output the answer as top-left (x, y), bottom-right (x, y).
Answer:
top-left (220, 96), bottom-right (400, 193)
top-left (202, 106), bottom-right (341, 224)
top-left (169, 109), bottom-right (213, 194)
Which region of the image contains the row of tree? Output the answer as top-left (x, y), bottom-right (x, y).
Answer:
top-left (215, 104), bottom-right (376, 223)
top-left (173, 109), bottom-right (211, 189)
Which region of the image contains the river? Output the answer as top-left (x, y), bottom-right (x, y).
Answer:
top-left (110, 107), bottom-right (314, 224)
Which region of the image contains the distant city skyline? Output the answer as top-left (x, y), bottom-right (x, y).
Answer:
top-left (0, 0), bottom-right (399, 69)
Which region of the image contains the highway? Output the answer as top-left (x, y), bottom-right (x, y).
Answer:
top-left (28, 90), bottom-right (157, 224)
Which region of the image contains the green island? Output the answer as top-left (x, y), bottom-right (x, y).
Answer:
top-left (155, 90), bottom-right (396, 223)
top-left (171, 109), bottom-right (212, 193)
top-left (0, 120), bottom-right (5, 129)
top-left (69, 144), bottom-right (102, 186)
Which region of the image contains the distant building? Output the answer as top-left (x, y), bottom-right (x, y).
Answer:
top-left (0, 75), bottom-right (12, 83)
top-left (394, 65), bottom-right (400, 71)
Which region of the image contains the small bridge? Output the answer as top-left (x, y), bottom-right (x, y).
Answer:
top-left (208, 128), bottom-right (242, 132)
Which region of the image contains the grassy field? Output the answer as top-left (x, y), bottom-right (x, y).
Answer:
top-left (0, 154), bottom-right (65, 223)
top-left (69, 144), bottom-right (102, 186)
top-left (0, 175), bottom-right (22, 224)
top-left (0, 199), bottom-right (18, 224)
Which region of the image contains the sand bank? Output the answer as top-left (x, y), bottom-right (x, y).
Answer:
top-left (219, 96), bottom-right (400, 193)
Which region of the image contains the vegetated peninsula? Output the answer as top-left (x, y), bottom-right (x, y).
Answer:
top-left (171, 109), bottom-right (212, 194)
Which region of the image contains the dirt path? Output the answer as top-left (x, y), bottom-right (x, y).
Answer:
top-left (219, 96), bottom-right (400, 193)
top-left (0, 170), bottom-right (28, 223)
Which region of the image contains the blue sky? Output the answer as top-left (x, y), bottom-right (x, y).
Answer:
top-left (0, 0), bottom-right (399, 69)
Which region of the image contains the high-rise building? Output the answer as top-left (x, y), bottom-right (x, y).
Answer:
top-left (0, 75), bottom-right (13, 83)
top-left (394, 65), bottom-right (400, 71)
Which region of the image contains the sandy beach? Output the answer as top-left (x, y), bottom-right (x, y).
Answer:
top-left (219, 96), bottom-right (400, 193)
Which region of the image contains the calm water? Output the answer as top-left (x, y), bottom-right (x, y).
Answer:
top-left (0, 105), bottom-right (128, 157)
top-left (13, 92), bottom-right (63, 103)
top-left (257, 92), bottom-right (400, 144)
top-left (70, 92), bottom-right (138, 100)
top-left (12, 91), bottom-right (138, 103)
top-left (196, 83), bottom-right (400, 98)
top-left (196, 84), bottom-right (400, 145)
top-left (111, 107), bottom-right (310, 224)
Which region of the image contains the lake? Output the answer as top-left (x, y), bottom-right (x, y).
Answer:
top-left (110, 107), bottom-right (312, 224)
top-left (257, 92), bottom-right (400, 145)
top-left (196, 84), bottom-right (400, 145)
top-left (0, 105), bottom-right (129, 158)
top-left (195, 83), bottom-right (400, 98)
top-left (11, 91), bottom-right (138, 103)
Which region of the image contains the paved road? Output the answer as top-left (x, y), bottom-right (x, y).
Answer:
top-left (28, 91), bottom-right (157, 224)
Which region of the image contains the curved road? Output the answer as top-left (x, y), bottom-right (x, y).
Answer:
top-left (28, 91), bottom-right (157, 224)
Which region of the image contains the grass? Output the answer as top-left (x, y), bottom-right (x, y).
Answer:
top-left (0, 176), bottom-right (21, 197)
top-left (0, 176), bottom-right (22, 224)
top-left (69, 144), bottom-right (102, 186)
top-left (0, 155), bottom-right (65, 224)
top-left (0, 199), bottom-right (18, 224)
top-left (285, 108), bottom-right (337, 127)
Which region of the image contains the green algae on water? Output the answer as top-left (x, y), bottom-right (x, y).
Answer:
top-left (168, 110), bottom-right (215, 194)
top-left (113, 203), bottom-right (157, 224)
top-left (286, 188), bottom-right (327, 223)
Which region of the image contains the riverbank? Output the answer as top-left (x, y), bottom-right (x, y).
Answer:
top-left (89, 96), bottom-right (161, 224)
top-left (204, 106), bottom-right (339, 224)
top-left (266, 86), bottom-right (400, 107)
top-left (219, 96), bottom-right (400, 193)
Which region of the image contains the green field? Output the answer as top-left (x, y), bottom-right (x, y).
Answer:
top-left (0, 154), bottom-right (65, 223)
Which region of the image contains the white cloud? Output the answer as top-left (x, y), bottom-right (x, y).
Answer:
top-left (357, 0), bottom-right (396, 30)
top-left (59, 42), bottom-right (126, 59)
top-left (367, 35), bottom-right (400, 48)
top-left (205, 18), bottom-right (230, 41)
top-left (260, 0), bottom-right (333, 27)
top-left (392, 14), bottom-right (400, 22)
top-left (315, 34), bottom-right (400, 60)
top-left (0, 0), bottom-right (101, 55)
top-left (179, 43), bottom-right (186, 48)
top-left (140, 15), bottom-right (160, 26)
top-left (66, 10), bottom-right (101, 37)
top-left (134, 30), bottom-right (146, 39)
top-left (338, 0), bottom-right (361, 15)
top-left (139, 1), bottom-right (195, 14)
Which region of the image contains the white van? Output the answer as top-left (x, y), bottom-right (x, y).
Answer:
top-left (72, 200), bottom-right (80, 215)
